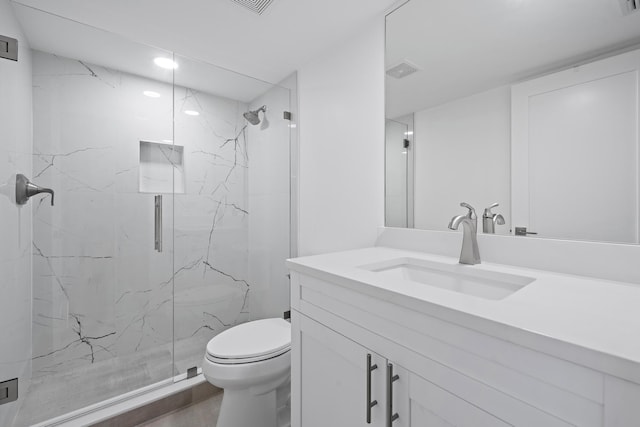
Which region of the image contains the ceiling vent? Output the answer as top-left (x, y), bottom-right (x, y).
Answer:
top-left (619, 0), bottom-right (639, 15)
top-left (228, 0), bottom-right (276, 15)
top-left (386, 60), bottom-right (420, 79)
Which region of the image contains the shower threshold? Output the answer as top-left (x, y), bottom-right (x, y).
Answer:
top-left (30, 371), bottom-right (205, 427)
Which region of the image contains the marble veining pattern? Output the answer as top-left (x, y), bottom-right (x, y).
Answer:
top-left (30, 50), bottom-right (252, 381)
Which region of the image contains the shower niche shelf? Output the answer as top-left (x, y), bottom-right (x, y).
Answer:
top-left (139, 140), bottom-right (185, 194)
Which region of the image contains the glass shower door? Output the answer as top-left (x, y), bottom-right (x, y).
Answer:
top-left (385, 118), bottom-right (410, 227)
top-left (171, 54), bottom-right (292, 377)
top-left (11, 7), bottom-right (178, 425)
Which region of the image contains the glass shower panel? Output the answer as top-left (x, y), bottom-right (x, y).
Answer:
top-left (12, 6), bottom-right (176, 425)
top-left (171, 55), bottom-right (291, 376)
top-left (384, 114), bottom-right (415, 228)
top-left (385, 119), bottom-right (410, 227)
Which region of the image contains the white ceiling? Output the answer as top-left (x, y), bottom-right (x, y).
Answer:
top-left (12, 3), bottom-right (278, 103)
top-left (386, 0), bottom-right (640, 118)
top-left (12, 0), bottom-right (401, 86)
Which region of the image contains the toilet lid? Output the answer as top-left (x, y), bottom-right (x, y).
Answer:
top-left (206, 318), bottom-right (291, 362)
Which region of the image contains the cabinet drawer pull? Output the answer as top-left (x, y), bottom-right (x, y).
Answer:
top-left (366, 353), bottom-right (378, 424)
top-left (386, 363), bottom-right (399, 426)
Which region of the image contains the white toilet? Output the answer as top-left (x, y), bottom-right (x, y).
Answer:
top-left (203, 318), bottom-right (291, 427)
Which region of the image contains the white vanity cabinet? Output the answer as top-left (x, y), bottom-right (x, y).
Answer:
top-left (296, 311), bottom-right (510, 427)
top-left (295, 313), bottom-right (388, 427)
top-left (288, 264), bottom-right (640, 427)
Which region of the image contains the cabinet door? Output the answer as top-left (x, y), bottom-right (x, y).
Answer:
top-left (298, 314), bottom-right (386, 427)
top-left (407, 371), bottom-right (511, 427)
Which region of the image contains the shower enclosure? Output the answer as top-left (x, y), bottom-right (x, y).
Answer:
top-left (385, 117), bottom-right (414, 228)
top-left (0, 3), bottom-right (294, 426)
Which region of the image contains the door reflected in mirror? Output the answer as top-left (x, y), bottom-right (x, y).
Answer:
top-left (385, 0), bottom-right (640, 244)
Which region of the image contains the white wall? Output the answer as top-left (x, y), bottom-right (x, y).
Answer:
top-left (0, 0), bottom-right (33, 424)
top-left (413, 86), bottom-right (511, 233)
top-left (298, 19), bottom-right (385, 256)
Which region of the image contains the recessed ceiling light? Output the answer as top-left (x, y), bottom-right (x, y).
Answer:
top-left (184, 110), bottom-right (200, 116)
top-left (154, 57), bottom-right (178, 70)
top-left (162, 139), bottom-right (173, 143)
top-left (143, 90), bottom-right (161, 98)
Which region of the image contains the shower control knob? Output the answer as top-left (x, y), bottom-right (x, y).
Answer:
top-left (15, 174), bottom-right (55, 206)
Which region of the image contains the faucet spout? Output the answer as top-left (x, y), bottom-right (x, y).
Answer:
top-left (449, 203), bottom-right (481, 265)
top-left (36, 187), bottom-right (54, 206)
top-left (448, 214), bottom-right (466, 230)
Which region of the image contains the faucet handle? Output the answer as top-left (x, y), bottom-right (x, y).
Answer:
top-left (459, 202), bottom-right (476, 219)
top-left (484, 202), bottom-right (499, 216)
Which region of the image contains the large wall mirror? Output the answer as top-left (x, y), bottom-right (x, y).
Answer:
top-left (385, 0), bottom-right (640, 244)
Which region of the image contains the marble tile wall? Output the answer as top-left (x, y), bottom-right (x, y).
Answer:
top-left (0, 1), bottom-right (33, 424)
top-left (30, 50), bottom-right (253, 381)
top-left (172, 82), bottom-right (252, 364)
top-left (246, 82), bottom-right (292, 320)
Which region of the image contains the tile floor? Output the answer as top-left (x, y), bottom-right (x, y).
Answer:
top-left (91, 382), bottom-right (221, 427)
top-left (139, 391), bottom-right (222, 427)
top-left (14, 337), bottom-right (209, 426)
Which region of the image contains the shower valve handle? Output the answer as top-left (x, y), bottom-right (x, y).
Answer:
top-left (15, 174), bottom-right (55, 206)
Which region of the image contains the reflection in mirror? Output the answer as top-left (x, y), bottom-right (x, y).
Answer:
top-left (511, 50), bottom-right (640, 243)
top-left (385, 116), bottom-right (414, 228)
top-left (386, 0), bottom-right (640, 243)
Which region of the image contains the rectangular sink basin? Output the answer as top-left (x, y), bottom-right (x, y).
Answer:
top-left (360, 258), bottom-right (535, 300)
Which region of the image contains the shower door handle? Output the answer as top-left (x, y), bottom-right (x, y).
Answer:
top-left (154, 195), bottom-right (162, 252)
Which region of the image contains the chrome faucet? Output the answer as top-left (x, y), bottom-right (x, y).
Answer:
top-left (482, 203), bottom-right (505, 234)
top-left (448, 202), bottom-right (481, 265)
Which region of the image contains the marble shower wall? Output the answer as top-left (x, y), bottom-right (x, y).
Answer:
top-left (31, 50), bottom-right (251, 379)
top-left (247, 79), bottom-right (293, 320)
top-left (171, 80), bottom-right (252, 363)
top-left (0, 1), bottom-right (33, 424)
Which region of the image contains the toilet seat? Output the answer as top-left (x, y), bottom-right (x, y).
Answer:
top-left (206, 318), bottom-right (291, 365)
top-left (202, 318), bottom-right (292, 427)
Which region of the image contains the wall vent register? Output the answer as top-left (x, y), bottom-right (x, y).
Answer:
top-left (228, 0), bottom-right (276, 15)
top-left (386, 60), bottom-right (420, 79)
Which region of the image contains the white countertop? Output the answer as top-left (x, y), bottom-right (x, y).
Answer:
top-left (287, 246), bottom-right (640, 382)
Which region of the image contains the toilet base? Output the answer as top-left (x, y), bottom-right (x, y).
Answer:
top-left (216, 385), bottom-right (290, 427)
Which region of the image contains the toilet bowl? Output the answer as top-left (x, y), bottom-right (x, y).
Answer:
top-left (203, 318), bottom-right (291, 427)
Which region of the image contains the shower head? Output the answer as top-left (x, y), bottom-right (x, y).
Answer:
top-left (243, 105), bottom-right (267, 125)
